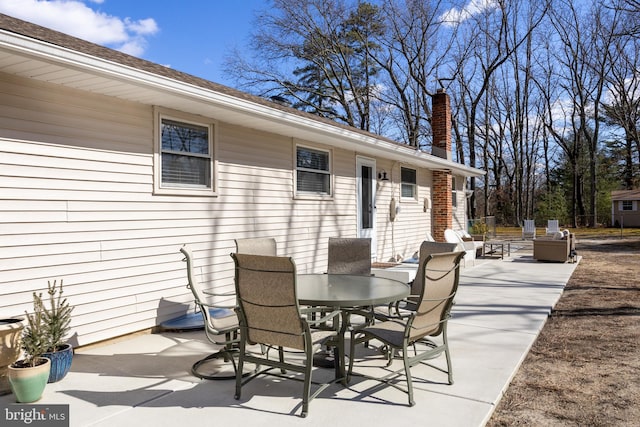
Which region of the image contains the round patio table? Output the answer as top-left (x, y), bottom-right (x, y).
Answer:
top-left (296, 274), bottom-right (410, 376)
top-left (297, 274), bottom-right (410, 308)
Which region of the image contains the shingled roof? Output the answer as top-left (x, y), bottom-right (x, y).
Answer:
top-left (0, 13), bottom-right (401, 143)
top-left (611, 190), bottom-right (640, 201)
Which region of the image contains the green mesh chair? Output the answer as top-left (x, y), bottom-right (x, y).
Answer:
top-left (231, 253), bottom-right (343, 418)
top-left (348, 251), bottom-right (465, 406)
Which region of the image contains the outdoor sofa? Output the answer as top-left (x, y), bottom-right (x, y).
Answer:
top-left (533, 230), bottom-right (576, 263)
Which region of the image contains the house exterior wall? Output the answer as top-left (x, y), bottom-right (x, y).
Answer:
top-left (372, 160), bottom-right (434, 262)
top-left (611, 200), bottom-right (640, 227)
top-left (0, 73), bottom-right (459, 346)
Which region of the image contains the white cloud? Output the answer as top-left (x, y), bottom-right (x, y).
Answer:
top-left (0, 0), bottom-right (158, 56)
top-left (441, 0), bottom-right (498, 25)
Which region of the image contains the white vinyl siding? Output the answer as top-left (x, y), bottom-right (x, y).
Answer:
top-left (373, 162), bottom-right (435, 262)
top-left (0, 73), bottom-right (468, 348)
top-left (0, 74), bottom-right (357, 347)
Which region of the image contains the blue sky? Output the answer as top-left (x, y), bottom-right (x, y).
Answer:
top-left (0, 0), bottom-right (268, 86)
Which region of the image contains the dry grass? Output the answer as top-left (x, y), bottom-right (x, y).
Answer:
top-left (486, 233), bottom-right (640, 427)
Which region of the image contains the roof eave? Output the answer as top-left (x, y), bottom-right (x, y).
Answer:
top-left (0, 28), bottom-right (484, 178)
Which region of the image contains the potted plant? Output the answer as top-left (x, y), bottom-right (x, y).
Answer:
top-left (39, 279), bottom-right (74, 383)
top-left (0, 317), bottom-right (25, 395)
top-left (7, 298), bottom-right (51, 403)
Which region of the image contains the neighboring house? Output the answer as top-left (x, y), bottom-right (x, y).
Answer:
top-left (0, 15), bottom-right (483, 347)
top-left (611, 190), bottom-right (640, 227)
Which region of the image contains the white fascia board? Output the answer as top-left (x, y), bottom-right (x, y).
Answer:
top-left (0, 30), bottom-right (485, 178)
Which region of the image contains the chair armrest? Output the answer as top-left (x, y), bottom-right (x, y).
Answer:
top-left (198, 300), bottom-right (236, 311)
top-left (301, 307), bottom-right (341, 326)
top-left (383, 295), bottom-right (420, 319)
top-left (203, 289), bottom-right (235, 297)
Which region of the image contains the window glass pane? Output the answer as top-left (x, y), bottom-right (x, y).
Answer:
top-left (162, 119), bottom-right (209, 155)
top-left (159, 117), bottom-right (211, 190)
top-left (622, 201), bottom-right (633, 211)
top-left (162, 153), bottom-right (210, 187)
top-left (401, 167), bottom-right (416, 184)
top-left (297, 147), bottom-right (329, 171)
top-left (452, 177), bottom-right (457, 207)
top-left (401, 184), bottom-right (414, 198)
top-left (296, 146), bottom-right (330, 195)
top-left (361, 165), bottom-right (373, 229)
top-left (297, 170), bottom-right (330, 193)
top-left (401, 167), bottom-right (416, 198)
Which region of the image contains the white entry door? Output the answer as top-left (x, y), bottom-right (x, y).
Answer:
top-left (356, 157), bottom-right (377, 260)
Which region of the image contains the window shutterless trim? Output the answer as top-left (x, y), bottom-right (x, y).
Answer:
top-left (294, 143), bottom-right (333, 199)
top-left (400, 166), bottom-right (417, 201)
top-left (153, 106), bottom-right (218, 196)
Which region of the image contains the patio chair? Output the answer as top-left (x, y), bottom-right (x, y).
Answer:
top-left (347, 251), bottom-right (465, 407)
top-left (327, 237), bottom-right (376, 331)
top-left (385, 241), bottom-right (458, 317)
top-left (234, 237), bottom-right (277, 256)
top-left (545, 219), bottom-right (560, 236)
top-left (444, 229), bottom-right (476, 267)
top-left (231, 253), bottom-right (343, 418)
top-left (522, 219), bottom-right (536, 239)
top-left (327, 237), bottom-right (372, 275)
top-left (180, 245), bottom-right (242, 380)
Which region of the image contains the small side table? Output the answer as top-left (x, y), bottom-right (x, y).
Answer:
top-left (483, 242), bottom-right (511, 259)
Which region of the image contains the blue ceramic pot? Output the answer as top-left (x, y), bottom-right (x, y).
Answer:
top-left (43, 343), bottom-right (73, 383)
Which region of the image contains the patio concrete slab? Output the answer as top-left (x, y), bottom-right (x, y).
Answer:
top-left (0, 252), bottom-right (579, 427)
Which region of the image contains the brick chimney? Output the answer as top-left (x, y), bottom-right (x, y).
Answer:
top-left (432, 89), bottom-right (452, 161)
top-left (431, 89), bottom-right (453, 242)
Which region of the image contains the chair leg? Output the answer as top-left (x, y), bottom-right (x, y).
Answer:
top-left (279, 346), bottom-right (287, 374)
top-left (301, 352), bottom-right (313, 418)
top-left (191, 349), bottom-right (239, 380)
top-left (403, 345), bottom-right (416, 407)
top-left (234, 341), bottom-right (245, 400)
top-left (443, 325), bottom-right (454, 385)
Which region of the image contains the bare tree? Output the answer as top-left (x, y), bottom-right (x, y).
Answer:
top-left (450, 0), bottom-right (549, 220)
top-left (602, 35), bottom-right (640, 188)
top-left (371, 0), bottom-right (456, 148)
top-left (543, 0), bottom-right (623, 227)
top-left (224, 0), bottom-right (384, 131)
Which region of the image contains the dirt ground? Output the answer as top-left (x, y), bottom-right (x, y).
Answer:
top-left (487, 236), bottom-right (640, 426)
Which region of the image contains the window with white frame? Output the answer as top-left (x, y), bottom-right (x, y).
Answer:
top-left (451, 176), bottom-right (458, 207)
top-left (296, 146), bottom-right (331, 195)
top-left (401, 167), bottom-right (417, 199)
top-left (621, 200), bottom-right (634, 211)
top-left (156, 112), bottom-right (215, 195)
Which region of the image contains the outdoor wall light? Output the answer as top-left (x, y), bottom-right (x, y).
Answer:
top-left (378, 170), bottom-right (389, 181)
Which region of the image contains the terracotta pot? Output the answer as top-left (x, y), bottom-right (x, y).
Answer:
top-left (43, 343), bottom-right (73, 383)
top-left (0, 318), bottom-right (24, 396)
top-left (7, 357), bottom-right (50, 403)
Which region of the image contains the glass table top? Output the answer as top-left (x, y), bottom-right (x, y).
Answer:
top-left (297, 274), bottom-right (409, 307)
